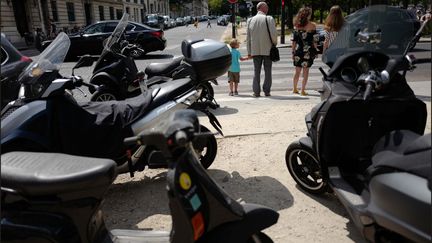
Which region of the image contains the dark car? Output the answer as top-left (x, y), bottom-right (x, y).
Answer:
top-left (1, 34), bottom-right (32, 109)
top-left (316, 26), bottom-right (326, 54)
top-left (41, 20), bottom-right (166, 59)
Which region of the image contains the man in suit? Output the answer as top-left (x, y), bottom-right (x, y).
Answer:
top-left (247, 1), bottom-right (277, 97)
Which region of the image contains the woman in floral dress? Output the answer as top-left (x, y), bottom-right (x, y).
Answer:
top-left (291, 7), bottom-right (319, 96)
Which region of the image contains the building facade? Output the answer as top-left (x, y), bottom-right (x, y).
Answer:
top-left (1, 0), bottom-right (172, 47)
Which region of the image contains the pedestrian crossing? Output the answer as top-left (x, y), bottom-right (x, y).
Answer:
top-left (214, 47), bottom-right (328, 92)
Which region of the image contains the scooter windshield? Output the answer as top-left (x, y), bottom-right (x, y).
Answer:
top-left (101, 13), bottom-right (129, 56)
top-left (323, 5), bottom-right (416, 66)
top-left (17, 32), bottom-right (70, 99)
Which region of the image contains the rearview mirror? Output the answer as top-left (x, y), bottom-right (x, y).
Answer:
top-left (73, 55), bottom-right (94, 70)
top-left (356, 29), bottom-right (382, 44)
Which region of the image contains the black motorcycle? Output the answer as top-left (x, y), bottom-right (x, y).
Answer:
top-left (285, 6), bottom-right (431, 243)
top-left (1, 32), bottom-right (226, 175)
top-left (1, 110), bottom-right (279, 243)
top-left (87, 14), bottom-right (221, 108)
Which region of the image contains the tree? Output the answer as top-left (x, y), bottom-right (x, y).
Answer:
top-left (209, 0), bottom-right (224, 14)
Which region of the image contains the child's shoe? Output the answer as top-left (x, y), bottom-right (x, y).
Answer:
top-left (229, 92), bottom-right (234, 96)
top-left (234, 91), bottom-right (238, 95)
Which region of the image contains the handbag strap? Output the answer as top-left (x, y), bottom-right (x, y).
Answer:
top-left (265, 17), bottom-right (274, 47)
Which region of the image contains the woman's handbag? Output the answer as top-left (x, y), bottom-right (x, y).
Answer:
top-left (265, 17), bottom-right (279, 62)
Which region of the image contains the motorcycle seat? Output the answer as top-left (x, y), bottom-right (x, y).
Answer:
top-left (145, 56), bottom-right (184, 78)
top-left (147, 78), bottom-right (195, 111)
top-left (1, 152), bottom-right (117, 197)
top-left (367, 130), bottom-right (431, 180)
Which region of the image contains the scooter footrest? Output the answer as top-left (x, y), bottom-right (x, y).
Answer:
top-left (110, 229), bottom-right (170, 243)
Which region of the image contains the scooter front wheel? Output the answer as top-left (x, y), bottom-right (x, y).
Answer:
top-left (285, 140), bottom-right (327, 194)
top-left (193, 125), bottom-right (217, 169)
top-left (91, 87), bottom-right (119, 102)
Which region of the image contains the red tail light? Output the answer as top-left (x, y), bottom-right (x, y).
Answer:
top-left (20, 56), bottom-right (32, 63)
top-left (151, 31), bottom-right (163, 38)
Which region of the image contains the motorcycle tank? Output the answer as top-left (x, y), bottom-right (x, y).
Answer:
top-left (181, 39), bottom-right (231, 81)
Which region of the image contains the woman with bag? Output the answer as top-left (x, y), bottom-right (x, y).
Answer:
top-left (323, 5), bottom-right (345, 53)
top-left (291, 7), bottom-right (319, 96)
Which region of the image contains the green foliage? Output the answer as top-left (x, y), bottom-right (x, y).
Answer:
top-left (209, 0), bottom-right (224, 13)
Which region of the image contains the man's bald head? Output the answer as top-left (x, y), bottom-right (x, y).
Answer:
top-left (257, 2), bottom-right (268, 14)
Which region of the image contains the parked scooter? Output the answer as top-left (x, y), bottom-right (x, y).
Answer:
top-left (1, 32), bottom-right (226, 175)
top-left (1, 110), bottom-right (279, 243)
top-left (285, 6), bottom-right (431, 243)
top-left (86, 14), bottom-right (222, 109)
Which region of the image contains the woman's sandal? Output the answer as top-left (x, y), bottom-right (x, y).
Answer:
top-left (301, 91), bottom-right (308, 96)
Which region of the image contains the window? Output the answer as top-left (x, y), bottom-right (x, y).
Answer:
top-left (126, 24), bottom-right (135, 31)
top-left (141, 0), bottom-right (144, 4)
top-left (99, 6), bottom-right (105, 20)
top-left (134, 23), bottom-right (147, 31)
top-left (140, 9), bottom-right (144, 22)
top-left (126, 7), bottom-right (129, 14)
top-left (83, 23), bottom-right (105, 34)
top-left (150, 4), bottom-right (153, 13)
top-left (104, 22), bottom-right (118, 32)
top-left (116, 9), bottom-right (123, 19)
top-left (134, 0), bottom-right (138, 3)
top-left (66, 2), bottom-right (75, 21)
top-left (51, 1), bottom-right (58, 22)
top-left (109, 7), bottom-right (115, 20)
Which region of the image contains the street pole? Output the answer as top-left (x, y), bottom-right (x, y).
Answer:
top-left (281, 0), bottom-right (285, 44)
top-left (232, 3), bottom-right (236, 38)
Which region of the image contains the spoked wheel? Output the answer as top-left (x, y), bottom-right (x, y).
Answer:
top-left (130, 44), bottom-right (145, 58)
top-left (247, 232), bottom-right (273, 243)
top-left (285, 141), bottom-right (327, 194)
top-left (192, 125), bottom-right (217, 169)
top-left (91, 88), bottom-right (118, 102)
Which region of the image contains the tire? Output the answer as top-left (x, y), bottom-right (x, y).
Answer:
top-left (197, 82), bottom-right (215, 102)
top-left (285, 140), bottom-right (328, 194)
top-left (192, 125), bottom-right (217, 169)
top-left (91, 87), bottom-right (119, 102)
top-left (247, 232), bottom-right (273, 243)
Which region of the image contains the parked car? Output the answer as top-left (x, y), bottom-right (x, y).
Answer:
top-left (176, 17), bottom-right (184, 26)
top-left (40, 20), bottom-right (166, 59)
top-left (217, 16), bottom-right (228, 26)
top-left (1, 33), bottom-right (32, 109)
top-left (169, 18), bottom-right (177, 28)
top-left (183, 16), bottom-right (192, 24)
top-left (143, 14), bottom-right (165, 29)
top-left (315, 26), bottom-right (326, 54)
top-left (163, 16), bottom-right (171, 29)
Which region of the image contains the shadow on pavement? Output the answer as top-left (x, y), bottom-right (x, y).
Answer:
top-left (295, 185), bottom-right (366, 243)
top-left (195, 106), bottom-right (239, 117)
top-left (208, 170), bottom-right (294, 211)
top-left (103, 171), bottom-right (169, 230)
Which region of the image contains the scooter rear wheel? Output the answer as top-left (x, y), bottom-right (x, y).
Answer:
top-left (193, 125), bottom-right (217, 169)
top-left (285, 141), bottom-right (327, 194)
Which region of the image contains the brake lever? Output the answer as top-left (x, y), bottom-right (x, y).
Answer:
top-left (76, 87), bottom-right (87, 97)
